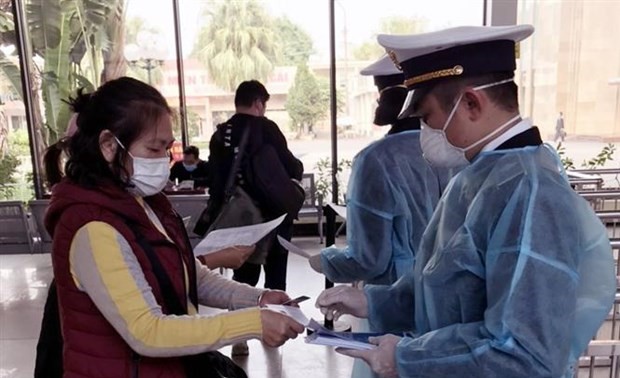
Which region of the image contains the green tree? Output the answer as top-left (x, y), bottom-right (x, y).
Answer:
top-left (352, 15), bottom-right (428, 60)
top-left (30, 0), bottom-right (127, 140)
top-left (186, 109), bottom-right (202, 140)
top-left (0, 152), bottom-right (18, 199)
top-left (0, 0), bottom-right (126, 143)
top-left (0, 0), bottom-right (126, 198)
top-left (286, 62), bottom-right (330, 136)
top-left (193, 0), bottom-right (277, 91)
top-left (314, 157), bottom-right (352, 204)
top-left (273, 16), bottom-right (313, 66)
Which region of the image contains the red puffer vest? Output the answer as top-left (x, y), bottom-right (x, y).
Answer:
top-left (45, 180), bottom-right (198, 378)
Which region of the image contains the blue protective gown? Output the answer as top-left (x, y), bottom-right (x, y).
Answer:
top-left (320, 130), bottom-right (454, 285)
top-left (365, 145), bottom-right (615, 377)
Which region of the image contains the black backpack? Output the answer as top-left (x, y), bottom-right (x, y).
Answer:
top-left (243, 126), bottom-right (305, 222)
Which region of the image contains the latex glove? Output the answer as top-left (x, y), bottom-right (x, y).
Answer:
top-left (259, 290), bottom-right (292, 307)
top-left (315, 285), bottom-right (368, 321)
top-left (337, 334), bottom-right (401, 378)
top-left (309, 254), bottom-right (323, 273)
top-left (260, 309), bottom-right (305, 347)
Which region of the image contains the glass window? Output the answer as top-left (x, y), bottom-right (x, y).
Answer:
top-left (9, 0), bottom-right (486, 199)
top-left (0, 3), bottom-right (30, 201)
top-left (124, 0), bottom-right (180, 155)
top-left (179, 0), bottom-right (483, 202)
top-left (16, 0), bottom-right (179, 195)
top-left (517, 0), bottom-right (620, 169)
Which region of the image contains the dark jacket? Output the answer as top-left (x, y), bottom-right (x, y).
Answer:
top-left (169, 160), bottom-right (210, 188)
top-left (206, 113), bottom-right (303, 221)
top-left (388, 117), bottom-right (421, 135)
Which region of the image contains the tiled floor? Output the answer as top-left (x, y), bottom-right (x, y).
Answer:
top-left (0, 237), bottom-right (355, 378)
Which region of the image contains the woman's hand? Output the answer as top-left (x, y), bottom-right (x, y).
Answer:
top-left (260, 309), bottom-right (305, 347)
top-left (259, 290), bottom-right (293, 307)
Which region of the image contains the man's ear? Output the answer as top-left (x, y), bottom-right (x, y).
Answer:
top-left (254, 99), bottom-right (265, 115)
top-left (462, 89), bottom-right (484, 122)
top-left (99, 129), bottom-right (118, 163)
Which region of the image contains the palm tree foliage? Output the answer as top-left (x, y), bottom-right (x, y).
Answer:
top-left (0, 0), bottom-right (126, 146)
top-left (193, 0), bottom-right (278, 92)
top-left (272, 16), bottom-right (313, 66)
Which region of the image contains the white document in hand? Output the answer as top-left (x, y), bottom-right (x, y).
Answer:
top-left (277, 236), bottom-right (313, 259)
top-left (194, 214), bottom-right (286, 256)
top-left (262, 305), bottom-right (376, 350)
top-left (265, 304), bottom-right (310, 326)
top-left (304, 319), bottom-right (376, 350)
top-left (328, 203), bottom-right (347, 220)
top-left (305, 330), bottom-right (376, 350)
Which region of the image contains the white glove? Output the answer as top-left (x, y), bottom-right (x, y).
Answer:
top-left (337, 334), bottom-right (401, 378)
top-left (309, 254), bottom-right (323, 273)
top-left (315, 285), bottom-right (368, 321)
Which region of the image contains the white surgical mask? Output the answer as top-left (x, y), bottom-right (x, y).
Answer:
top-left (115, 137), bottom-right (170, 197)
top-left (420, 78), bottom-right (519, 168)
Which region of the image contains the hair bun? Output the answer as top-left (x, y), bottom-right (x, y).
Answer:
top-left (66, 87), bottom-right (94, 114)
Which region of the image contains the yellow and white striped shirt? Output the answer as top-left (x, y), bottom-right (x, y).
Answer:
top-left (68, 197), bottom-right (264, 358)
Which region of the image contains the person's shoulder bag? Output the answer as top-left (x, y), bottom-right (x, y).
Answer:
top-left (245, 142), bottom-right (305, 223)
top-left (202, 124), bottom-right (271, 264)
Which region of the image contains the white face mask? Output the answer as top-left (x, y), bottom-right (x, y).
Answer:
top-left (420, 78), bottom-right (519, 168)
top-left (115, 137), bottom-right (170, 196)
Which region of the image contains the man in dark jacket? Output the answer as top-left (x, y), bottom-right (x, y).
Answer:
top-left (200, 81), bottom-right (303, 355)
top-left (169, 145), bottom-right (210, 189)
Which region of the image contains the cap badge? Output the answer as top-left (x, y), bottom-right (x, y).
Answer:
top-left (387, 50), bottom-right (403, 71)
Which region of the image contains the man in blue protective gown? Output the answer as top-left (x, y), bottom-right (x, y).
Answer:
top-left (316, 25), bottom-right (615, 378)
top-left (308, 54), bottom-right (453, 286)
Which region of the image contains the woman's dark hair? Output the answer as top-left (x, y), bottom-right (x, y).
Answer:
top-left (43, 77), bottom-right (171, 188)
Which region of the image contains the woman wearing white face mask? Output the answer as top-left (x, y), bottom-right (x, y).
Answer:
top-left (39, 77), bottom-right (304, 378)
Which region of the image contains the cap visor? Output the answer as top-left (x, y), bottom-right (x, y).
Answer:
top-left (398, 88), bottom-right (426, 119)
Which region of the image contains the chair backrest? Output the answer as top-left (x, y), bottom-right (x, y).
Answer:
top-left (301, 173), bottom-right (317, 208)
top-left (167, 194), bottom-right (209, 236)
top-left (0, 201), bottom-right (34, 254)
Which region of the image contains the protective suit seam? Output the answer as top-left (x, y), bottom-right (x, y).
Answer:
top-left (519, 249), bottom-right (579, 282)
top-left (346, 199), bottom-right (394, 220)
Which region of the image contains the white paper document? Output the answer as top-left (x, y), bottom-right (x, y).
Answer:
top-left (328, 203), bottom-right (347, 220)
top-left (265, 305), bottom-right (375, 350)
top-left (265, 305), bottom-right (310, 327)
top-left (193, 215), bottom-right (286, 256)
top-left (305, 330), bottom-right (377, 350)
top-left (178, 180), bottom-right (194, 190)
top-left (305, 319), bottom-right (377, 350)
top-left (277, 236), bottom-right (314, 259)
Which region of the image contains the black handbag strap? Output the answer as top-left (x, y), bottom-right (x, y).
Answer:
top-left (224, 122), bottom-right (253, 201)
top-left (126, 221), bottom-right (187, 316)
top-left (125, 221), bottom-right (247, 378)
